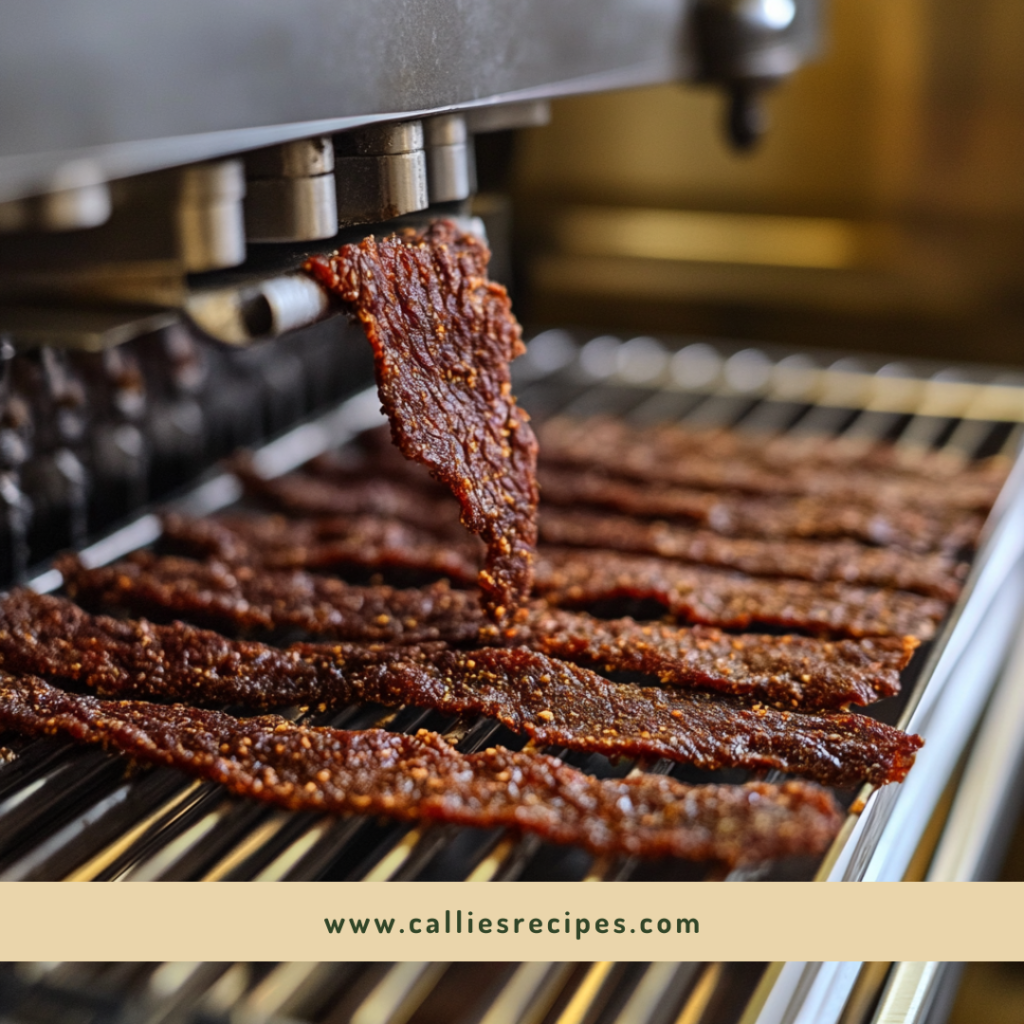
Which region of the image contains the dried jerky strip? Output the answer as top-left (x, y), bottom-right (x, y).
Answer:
top-left (234, 458), bottom-right (465, 538)
top-left (539, 509), bottom-right (965, 600)
top-left (165, 501), bottom-right (962, 604)
top-left (538, 468), bottom-right (984, 556)
top-left (0, 673), bottom-right (842, 865)
top-left (0, 593), bottom-right (921, 786)
top-left (291, 645), bottom-right (922, 787)
top-left (252, 463), bottom-right (983, 559)
top-left (50, 544), bottom-right (916, 708)
top-left (161, 512), bottom-right (481, 584)
top-left (539, 416), bottom-right (1009, 491)
top-left (306, 220), bottom-right (538, 622)
top-left (520, 608), bottom-right (915, 709)
top-left (535, 548), bottom-right (947, 640)
top-left (57, 552), bottom-right (485, 644)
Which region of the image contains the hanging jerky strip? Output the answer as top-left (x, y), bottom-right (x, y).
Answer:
top-left (535, 549), bottom-right (947, 640)
top-left (536, 417), bottom-right (1004, 512)
top-left (537, 468), bottom-right (983, 556)
top-left (305, 220), bottom-right (538, 622)
top-left (0, 673), bottom-right (842, 866)
top-left (0, 593), bottom-right (921, 786)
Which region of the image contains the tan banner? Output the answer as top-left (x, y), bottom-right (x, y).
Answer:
top-left (1, 882), bottom-right (1021, 961)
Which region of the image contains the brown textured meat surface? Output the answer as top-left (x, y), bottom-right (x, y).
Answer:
top-left (537, 417), bottom-right (1005, 512)
top-left (1, 589), bottom-right (913, 711)
top-left (539, 509), bottom-right (965, 600)
top-left (305, 221), bottom-right (538, 622)
top-left (286, 645), bottom-right (923, 788)
top-left (0, 673), bottom-right (842, 865)
top-left (0, 589), bottom-right (348, 707)
top-left (0, 593), bottom-right (921, 786)
top-left (173, 497), bottom-right (963, 602)
top-left (538, 468), bottom-right (983, 556)
top-left (162, 512), bottom-right (481, 584)
top-left (57, 553), bottom-right (484, 643)
top-left (235, 460), bottom-right (465, 538)
top-left (535, 549), bottom-right (947, 640)
top-left (519, 609), bottom-right (916, 709)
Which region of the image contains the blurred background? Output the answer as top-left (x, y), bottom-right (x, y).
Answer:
top-left (478, 0), bottom-right (1024, 366)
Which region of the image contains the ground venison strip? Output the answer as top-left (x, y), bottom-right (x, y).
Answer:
top-left (234, 459), bottom-right (465, 539)
top-left (165, 503), bottom-right (960, 614)
top-left (537, 468), bottom-right (983, 556)
top-left (285, 644), bottom-right (923, 788)
top-left (519, 608), bottom-right (915, 709)
top-left (157, 512), bottom-right (939, 641)
top-left (48, 548), bottom-right (917, 708)
top-left (57, 552), bottom-right (485, 644)
top-left (535, 549), bottom-right (947, 640)
top-left (0, 593), bottom-right (921, 787)
top-left (161, 512), bottom-right (482, 585)
top-left (260, 462), bottom-right (982, 560)
top-left (305, 220), bottom-right (538, 623)
top-left (539, 509), bottom-right (965, 600)
top-left (0, 673), bottom-right (842, 866)
top-left (539, 416), bottom-right (1008, 494)
top-left (60, 541), bottom-right (940, 643)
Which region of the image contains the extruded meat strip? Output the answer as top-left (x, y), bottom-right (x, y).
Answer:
top-left (57, 552), bottom-right (485, 644)
top-left (305, 220), bottom-right (538, 622)
top-left (164, 502), bottom-right (962, 606)
top-left (234, 458), bottom-right (465, 539)
top-left (539, 509), bottom-right (965, 601)
top-left (538, 468), bottom-right (984, 556)
top-left (0, 673), bottom-right (842, 866)
top-left (0, 593), bottom-right (921, 786)
top-left (161, 512), bottom-right (482, 584)
top-left (156, 514), bottom-right (942, 641)
top-left (518, 609), bottom-right (915, 709)
top-left (539, 416), bottom-right (1009, 490)
top-left (5, 584), bottom-right (913, 711)
top-left (535, 549), bottom-right (947, 640)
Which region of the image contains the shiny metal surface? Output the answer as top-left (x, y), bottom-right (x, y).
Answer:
top-left (244, 138), bottom-right (338, 243)
top-left (0, 1), bottom-right (825, 204)
top-left (424, 116), bottom-right (475, 204)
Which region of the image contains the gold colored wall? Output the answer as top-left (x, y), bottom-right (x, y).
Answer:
top-left (511, 0), bottom-right (1024, 363)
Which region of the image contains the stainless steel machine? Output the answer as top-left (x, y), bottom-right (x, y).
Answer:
top-left (0, 0), bottom-right (823, 575)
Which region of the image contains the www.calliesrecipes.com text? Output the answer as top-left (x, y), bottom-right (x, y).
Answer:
top-left (324, 910), bottom-right (699, 940)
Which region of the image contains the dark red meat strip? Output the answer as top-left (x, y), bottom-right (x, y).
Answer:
top-left (234, 458), bottom-right (464, 538)
top-left (0, 673), bottom-right (842, 865)
top-left (535, 549), bottom-right (947, 640)
top-left (168, 500), bottom-right (963, 602)
top-left (538, 509), bottom-right (965, 600)
top-left (0, 592), bottom-right (921, 786)
top-left (518, 608), bottom-right (916, 709)
top-left (537, 417), bottom-right (1005, 511)
top-left (240, 461), bottom-right (981, 558)
top-left (537, 468), bottom-right (983, 556)
top-left (57, 552), bottom-right (485, 643)
top-left (305, 220), bottom-right (538, 622)
top-left (19, 573), bottom-right (916, 709)
top-left (161, 512), bottom-right (481, 584)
